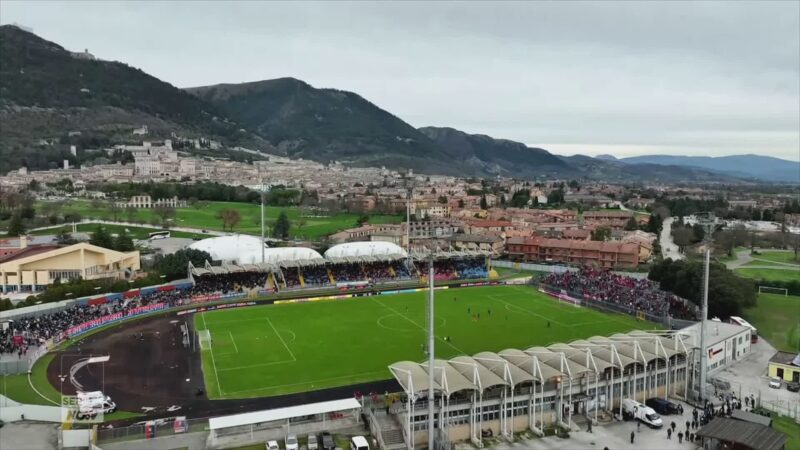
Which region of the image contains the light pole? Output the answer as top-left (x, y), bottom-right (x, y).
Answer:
top-left (261, 181), bottom-right (266, 264)
top-left (427, 253), bottom-right (435, 450)
top-left (696, 212), bottom-right (716, 403)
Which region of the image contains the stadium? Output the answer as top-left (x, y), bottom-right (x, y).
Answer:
top-left (1, 237), bottom-right (701, 449)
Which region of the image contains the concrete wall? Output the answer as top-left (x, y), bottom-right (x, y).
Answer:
top-left (0, 403), bottom-right (65, 423)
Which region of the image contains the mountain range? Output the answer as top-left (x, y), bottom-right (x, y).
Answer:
top-left (1, 25), bottom-right (794, 184)
top-left (606, 155), bottom-right (798, 183)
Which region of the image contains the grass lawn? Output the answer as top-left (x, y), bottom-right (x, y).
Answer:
top-left (38, 200), bottom-right (403, 240)
top-left (744, 293), bottom-right (800, 353)
top-left (749, 251), bottom-right (800, 266)
top-left (194, 284), bottom-right (656, 399)
top-left (735, 267), bottom-right (800, 283)
top-left (773, 415), bottom-right (800, 450)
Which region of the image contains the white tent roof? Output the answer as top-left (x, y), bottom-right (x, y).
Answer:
top-left (208, 398), bottom-right (361, 430)
top-left (188, 235), bottom-right (266, 264)
top-left (260, 247), bottom-right (323, 265)
top-left (324, 241), bottom-right (408, 259)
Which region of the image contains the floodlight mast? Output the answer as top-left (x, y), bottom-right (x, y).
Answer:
top-left (261, 180), bottom-right (266, 264)
top-left (695, 212), bottom-right (716, 403)
top-left (427, 252), bottom-right (435, 450)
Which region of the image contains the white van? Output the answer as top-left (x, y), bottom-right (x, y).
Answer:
top-left (75, 391), bottom-right (116, 419)
top-left (621, 398), bottom-right (663, 428)
top-left (350, 436), bottom-right (370, 450)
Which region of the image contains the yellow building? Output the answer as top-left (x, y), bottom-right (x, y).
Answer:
top-left (768, 351), bottom-right (800, 383)
top-left (0, 242), bottom-right (140, 294)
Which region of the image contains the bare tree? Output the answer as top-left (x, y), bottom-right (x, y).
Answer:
top-left (215, 208), bottom-right (241, 231)
top-left (106, 199), bottom-right (122, 222)
top-left (153, 205), bottom-right (176, 228)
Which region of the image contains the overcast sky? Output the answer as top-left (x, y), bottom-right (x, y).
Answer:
top-left (2, 1), bottom-right (799, 160)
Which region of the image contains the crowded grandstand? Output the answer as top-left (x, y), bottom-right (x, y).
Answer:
top-left (0, 238), bottom-right (695, 359)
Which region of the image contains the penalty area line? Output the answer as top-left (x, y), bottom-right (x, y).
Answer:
top-left (201, 312), bottom-right (223, 396)
top-left (229, 331), bottom-right (239, 353)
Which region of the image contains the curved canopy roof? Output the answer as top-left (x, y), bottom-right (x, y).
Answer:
top-left (388, 330), bottom-right (684, 396)
top-left (188, 235), bottom-right (266, 264)
top-left (324, 241), bottom-right (407, 259)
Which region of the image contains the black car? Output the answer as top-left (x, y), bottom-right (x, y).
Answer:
top-left (321, 432), bottom-right (335, 450)
top-left (646, 397), bottom-right (683, 415)
top-left (787, 381), bottom-right (800, 392)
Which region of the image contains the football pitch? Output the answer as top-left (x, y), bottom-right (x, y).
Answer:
top-left (194, 285), bottom-right (656, 399)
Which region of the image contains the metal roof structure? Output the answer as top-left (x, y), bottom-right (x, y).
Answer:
top-left (389, 330), bottom-right (688, 396)
top-left (208, 398), bottom-right (361, 431)
top-left (696, 417), bottom-right (787, 450)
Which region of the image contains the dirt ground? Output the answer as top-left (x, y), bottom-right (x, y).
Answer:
top-left (46, 312), bottom-right (398, 424)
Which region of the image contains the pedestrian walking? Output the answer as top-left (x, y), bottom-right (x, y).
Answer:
top-left (678, 432), bottom-right (683, 444)
top-left (637, 421), bottom-right (640, 432)
top-left (671, 421), bottom-right (676, 432)
top-left (630, 431), bottom-right (635, 444)
top-left (686, 420), bottom-right (690, 430)
top-left (587, 421), bottom-right (592, 433)
top-left (667, 428), bottom-right (672, 440)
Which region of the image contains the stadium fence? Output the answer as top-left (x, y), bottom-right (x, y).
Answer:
top-left (95, 416), bottom-right (210, 444)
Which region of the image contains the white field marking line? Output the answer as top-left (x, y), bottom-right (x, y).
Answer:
top-left (492, 295), bottom-right (566, 327)
top-left (490, 289), bottom-right (585, 316)
top-left (201, 312), bottom-right (223, 396)
top-left (266, 316), bottom-right (297, 362)
top-left (222, 370), bottom-right (389, 396)
top-left (278, 328), bottom-right (297, 344)
top-left (203, 317), bottom-right (267, 326)
top-left (27, 373), bottom-right (60, 405)
top-left (229, 331), bottom-right (239, 353)
top-left (369, 296), bottom-right (467, 355)
top-left (218, 356), bottom-right (297, 372)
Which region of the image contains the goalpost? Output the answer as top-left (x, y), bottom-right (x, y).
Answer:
top-left (198, 329), bottom-right (213, 350)
top-left (758, 286), bottom-right (789, 296)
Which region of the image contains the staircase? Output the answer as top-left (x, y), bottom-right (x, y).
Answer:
top-left (382, 428), bottom-right (405, 449)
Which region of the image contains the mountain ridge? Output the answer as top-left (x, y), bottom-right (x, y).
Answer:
top-left (617, 154), bottom-right (799, 182)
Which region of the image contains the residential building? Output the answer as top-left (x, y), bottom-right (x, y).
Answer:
top-left (506, 236), bottom-right (640, 268)
top-left (682, 320), bottom-right (752, 373)
top-left (447, 233), bottom-right (504, 255)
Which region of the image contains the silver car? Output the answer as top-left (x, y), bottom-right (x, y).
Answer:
top-left (307, 434), bottom-right (319, 450)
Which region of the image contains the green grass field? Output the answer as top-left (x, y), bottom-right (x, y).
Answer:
top-left (750, 251), bottom-right (800, 265)
top-left (38, 200), bottom-right (403, 240)
top-left (735, 267), bottom-right (800, 283)
top-left (744, 293), bottom-right (800, 353)
top-left (773, 415), bottom-right (800, 450)
top-left (194, 285), bottom-right (655, 399)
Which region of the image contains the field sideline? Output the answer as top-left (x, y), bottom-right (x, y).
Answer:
top-left (194, 285), bottom-right (656, 399)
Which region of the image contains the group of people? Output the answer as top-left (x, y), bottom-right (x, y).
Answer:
top-left (192, 272), bottom-right (270, 294)
top-left (541, 267), bottom-right (694, 319)
top-left (455, 259), bottom-right (489, 279)
top-left (0, 288), bottom-right (185, 357)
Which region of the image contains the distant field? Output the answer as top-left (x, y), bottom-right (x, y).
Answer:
top-left (744, 293), bottom-right (800, 353)
top-left (746, 251), bottom-right (800, 266)
top-left (735, 267), bottom-right (800, 283)
top-left (194, 285), bottom-right (656, 399)
top-left (37, 200), bottom-right (403, 239)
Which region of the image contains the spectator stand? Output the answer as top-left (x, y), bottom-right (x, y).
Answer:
top-left (207, 398), bottom-right (363, 449)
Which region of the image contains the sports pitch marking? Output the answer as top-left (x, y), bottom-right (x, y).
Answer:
top-left (369, 296), bottom-right (468, 355)
top-left (201, 312), bottom-right (223, 396)
top-left (229, 331), bottom-right (239, 353)
top-left (266, 316), bottom-right (297, 362)
top-left (221, 369), bottom-right (389, 397)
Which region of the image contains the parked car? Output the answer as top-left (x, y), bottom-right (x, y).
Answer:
top-left (286, 434), bottom-right (299, 450)
top-left (307, 434), bottom-right (319, 450)
top-left (645, 398), bottom-right (683, 415)
top-left (787, 381), bottom-right (800, 392)
top-left (266, 441), bottom-right (280, 450)
top-left (321, 432), bottom-right (335, 450)
top-left (769, 377), bottom-right (782, 389)
top-left (349, 436), bottom-right (370, 450)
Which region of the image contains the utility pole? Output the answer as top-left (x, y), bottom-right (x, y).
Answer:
top-left (427, 253), bottom-right (435, 450)
top-left (696, 213), bottom-right (716, 403)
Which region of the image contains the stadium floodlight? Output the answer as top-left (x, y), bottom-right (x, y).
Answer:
top-left (426, 253), bottom-right (435, 450)
top-left (695, 212), bottom-right (718, 403)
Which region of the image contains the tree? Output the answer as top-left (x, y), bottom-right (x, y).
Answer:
top-left (106, 200), bottom-right (122, 221)
top-left (153, 205), bottom-right (176, 228)
top-left (480, 195), bottom-right (488, 210)
top-left (154, 249), bottom-right (212, 281)
top-left (356, 215), bottom-right (370, 227)
top-left (624, 216), bottom-right (639, 231)
top-left (113, 229), bottom-right (135, 252)
top-left (7, 211), bottom-right (26, 236)
top-left (547, 188), bottom-right (565, 205)
top-left (215, 208), bottom-right (241, 231)
top-left (274, 211), bottom-right (291, 239)
top-left (89, 225), bottom-right (113, 249)
top-left (438, 196), bottom-right (448, 204)
top-left (458, 199), bottom-right (465, 208)
top-left (591, 226), bottom-right (611, 241)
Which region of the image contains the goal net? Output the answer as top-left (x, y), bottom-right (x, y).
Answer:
top-left (758, 286), bottom-right (788, 296)
top-left (198, 329), bottom-right (212, 350)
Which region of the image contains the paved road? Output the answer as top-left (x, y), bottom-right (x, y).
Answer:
top-left (726, 248), bottom-right (800, 271)
top-left (660, 217), bottom-right (684, 260)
